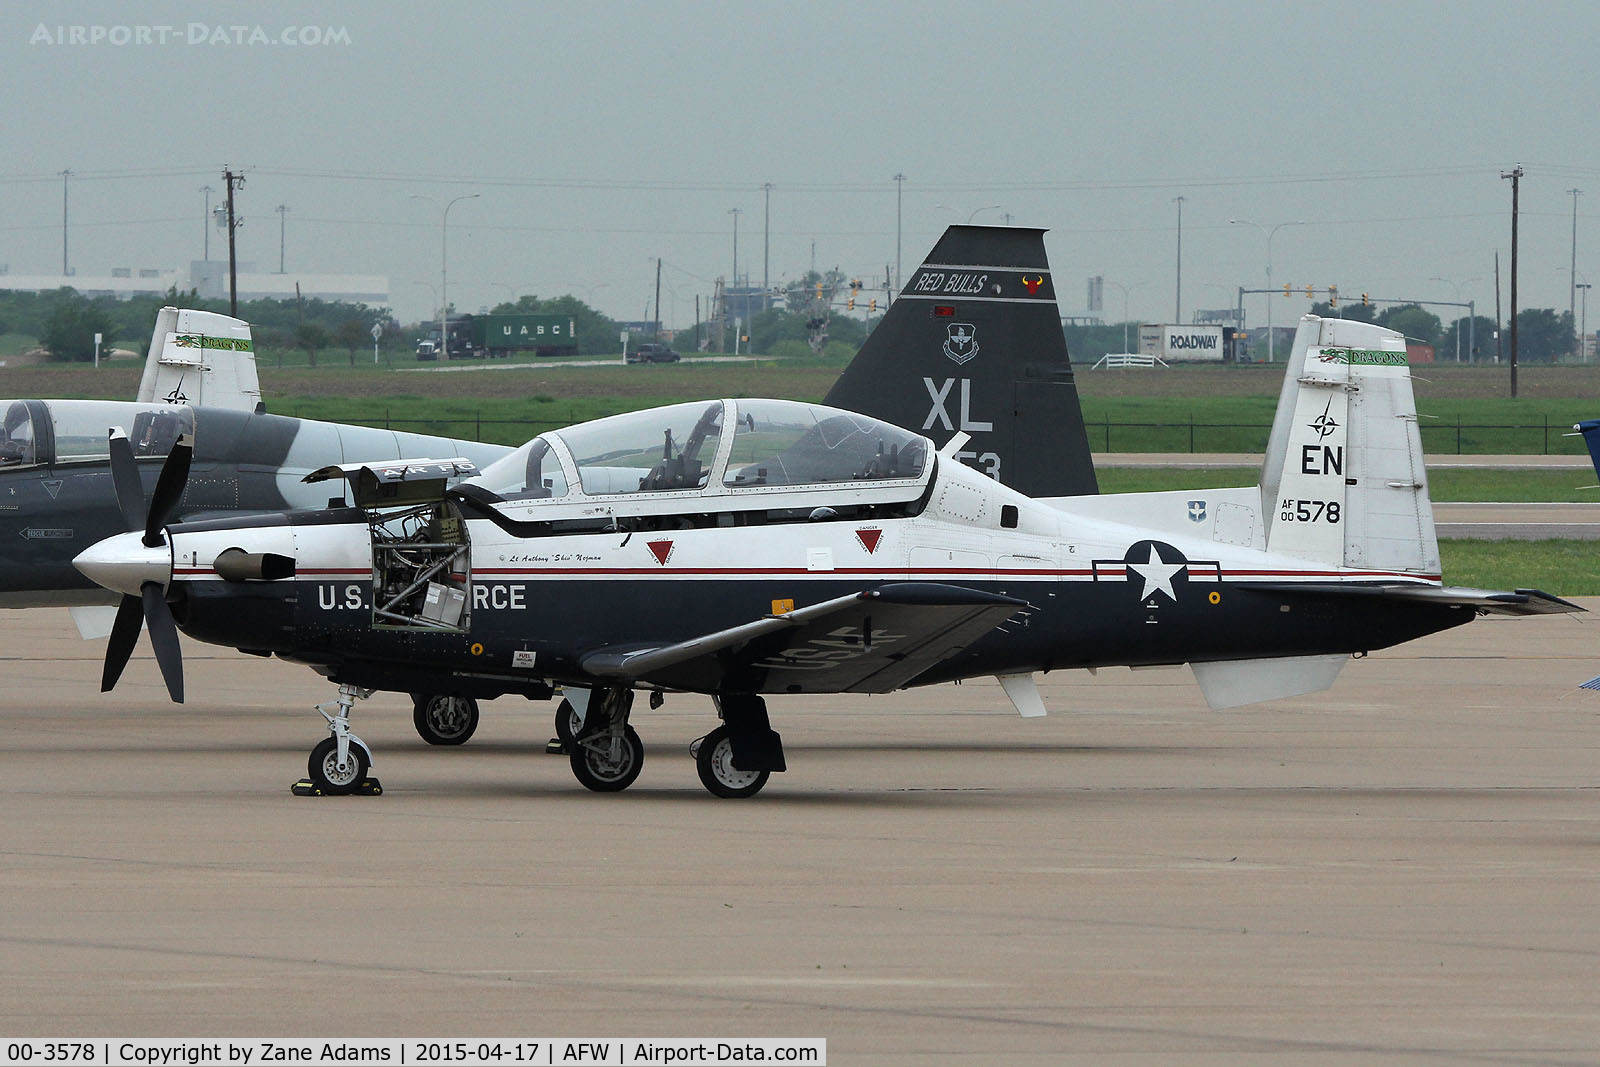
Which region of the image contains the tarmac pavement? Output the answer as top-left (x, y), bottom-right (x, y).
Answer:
top-left (2, 607), bottom-right (1598, 1062)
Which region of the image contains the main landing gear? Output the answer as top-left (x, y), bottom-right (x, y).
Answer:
top-left (567, 687), bottom-right (644, 792)
top-left (297, 683), bottom-right (381, 796)
top-left (691, 694), bottom-right (785, 799)
top-left (411, 692), bottom-right (480, 745)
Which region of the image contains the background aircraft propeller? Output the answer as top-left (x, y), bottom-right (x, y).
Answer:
top-left (101, 429), bottom-right (191, 703)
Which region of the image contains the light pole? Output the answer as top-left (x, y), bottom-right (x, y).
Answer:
top-left (200, 186), bottom-right (214, 260)
top-left (275, 204), bottom-right (289, 273)
top-left (1230, 218), bottom-right (1305, 362)
top-left (1579, 282), bottom-right (1593, 361)
top-left (412, 192), bottom-right (480, 358)
top-left (1570, 188), bottom-right (1582, 356)
top-left (1173, 195), bottom-right (1185, 323)
top-left (1429, 275), bottom-right (1480, 362)
top-left (936, 204), bottom-right (1001, 224)
top-left (1103, 279), bottom-right (1143, 354)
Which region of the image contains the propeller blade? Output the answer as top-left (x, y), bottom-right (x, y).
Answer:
top-left (144, 434), bottom-right (193, 548)
top-left (141, 581), bottom-right (184, 704)
top-left (100, 593), bottom-right (144, 693)
top-left (107, 430), bottom-right (144, 533)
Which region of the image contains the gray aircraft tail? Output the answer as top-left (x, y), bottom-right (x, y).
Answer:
top-left (823, 225), bottom-right (1098, 497)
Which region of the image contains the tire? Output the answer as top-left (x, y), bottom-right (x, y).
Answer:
top-left (553, 698), bottom-right (582, 749)
top-left (412, 693), bottom-right (479, 746)
top-left (695, 725), bottom-right (770, 799)
top-left (569, 725), bottom-right (644, 793)
top-left (308, 736), bottom-right (371, 796)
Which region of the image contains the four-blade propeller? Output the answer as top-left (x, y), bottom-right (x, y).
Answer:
top-left (99, 429), bottom-right (191, 703)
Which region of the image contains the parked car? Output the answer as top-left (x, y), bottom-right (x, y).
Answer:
top-left (626, 342), bottom-right (681, 364)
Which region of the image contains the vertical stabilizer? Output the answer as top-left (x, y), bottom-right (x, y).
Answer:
top-left (823, 225), bottom-right (1098, 497)
top-left (1262, 315), bottom-right (1438, 575)
top-left (136, 306), bottom-right (261, 412)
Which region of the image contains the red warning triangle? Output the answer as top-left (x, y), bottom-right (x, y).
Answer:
top-left (855, 528), bottom-right (882, 554)
top-left (646, 539), bottom-right (674, 565)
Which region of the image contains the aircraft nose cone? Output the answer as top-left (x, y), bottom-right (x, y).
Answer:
top-left (73, 531), bottom-right (172, 597)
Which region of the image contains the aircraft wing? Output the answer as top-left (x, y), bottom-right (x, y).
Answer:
top-left (1248, 582), bottom-right (1582, 616)
top-left (579, 582), bottom-right (1031, 694)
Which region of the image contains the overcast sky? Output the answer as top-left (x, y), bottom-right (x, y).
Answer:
top-left (4, 0), bottom-right (1598, 334)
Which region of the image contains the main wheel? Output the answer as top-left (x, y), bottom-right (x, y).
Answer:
top-left (569, 725), bottom-right (644, 793)
top-left (412, 693), bottom-right (479, 745)
top-left (553, 698), bottom-right (582, 749)
top-left (695, 725), bottom-right (770, 799)
top-left (308, 736), bottom-right (371, 796)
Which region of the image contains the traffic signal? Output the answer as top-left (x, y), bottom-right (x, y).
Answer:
top-left (815, 282), bottom-right (823, 299)
top-left (1330, 286), bottom-right (1338, 307)
top-left (1283, 283), bottom-right (1291, 297)
top-left (1362, 293), bottom-right (1369, 306)
top-left (848, 295), bottom-right (855, 310)
top-left (1305, 285), bottom-right (1313, 299)
top-left (870, 298), bottom-right (877, 313)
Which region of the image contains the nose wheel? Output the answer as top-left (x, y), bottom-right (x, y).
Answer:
top-left (308, 735), bottom-right (372, 795)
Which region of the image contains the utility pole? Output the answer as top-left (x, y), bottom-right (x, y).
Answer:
top-left (59, 169), bottom-right (71, 275)
top-left (653, 257), bottom-right (662, 341)
top-left (1173, 195), bottom-right (1185, 323)
top-left (1570, 188), bottom-right (1582, 357)
top-left (275, 204), bottom-right (289, 273)
top-left (893, 172), bottom-right (905, 294)
top-left (201, 185), bottom-right (214, 260)
top-left (762, 182), bottom-right (772, 294)
top-left (223, 167), bottom-right (245, 316)
top-left (1503, 166), bottom-right (1522, 397)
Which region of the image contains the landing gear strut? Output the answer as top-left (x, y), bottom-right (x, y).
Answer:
top-left (302, 683), bottom-right (378, 795)
top-left (567, 687), bottom-right (644, 792)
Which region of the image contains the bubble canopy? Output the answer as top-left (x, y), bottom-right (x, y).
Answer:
top-left (471, 399), bottom-right (930, 501)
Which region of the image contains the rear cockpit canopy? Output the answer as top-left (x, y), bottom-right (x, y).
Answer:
top-left (471, 399), bottom-right (930, 509)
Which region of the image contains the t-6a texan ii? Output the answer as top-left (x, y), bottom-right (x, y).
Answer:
top-left (70, 231), bottom-right (1578, 798)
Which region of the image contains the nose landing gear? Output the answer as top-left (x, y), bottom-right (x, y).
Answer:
top-left (293, 683), bottom-right (382, 796)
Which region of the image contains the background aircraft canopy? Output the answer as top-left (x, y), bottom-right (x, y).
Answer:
top-left (0, 399), bottom-right (194, 467)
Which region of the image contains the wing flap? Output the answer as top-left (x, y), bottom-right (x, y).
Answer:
top-left (580, 582), bottom-right (1031, 694)
top-left (1248, 581), bottom-right (1583, 616)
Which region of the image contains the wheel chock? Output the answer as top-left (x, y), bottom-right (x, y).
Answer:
top-left (290, 777), bottom-right (384, 797)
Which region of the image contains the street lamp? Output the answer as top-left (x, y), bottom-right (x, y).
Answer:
top-left (1429, 276), bottom-right (1481, 362)
top-left (1103, 279), bottom-right (1144, 355)
top-left (1229, 218), bottom-right (1305, 362)
top-left (1579, 282), bottom-right (1593, 362)
top-left (936, 204), bottom-right (1002, 223)
top-left (412, 192), bottom-right (480, 358)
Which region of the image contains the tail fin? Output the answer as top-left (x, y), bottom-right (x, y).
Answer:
top-left (823, 225), bottom-right (1098, 497)
top-left (1574, 419), bottom-right (1600, 481)
top-left (136, 306), bottom-right (262, 412)
top-left (1261, 315), bottom-right (1439, 575)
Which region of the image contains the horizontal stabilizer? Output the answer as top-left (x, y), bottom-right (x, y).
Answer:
top-left (1190, 654), bottom-right (1346, 710)
top-left (581, 583), bottom-right (1030, 694)
top-left (1249, 581), bottom-right (1583, 617)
